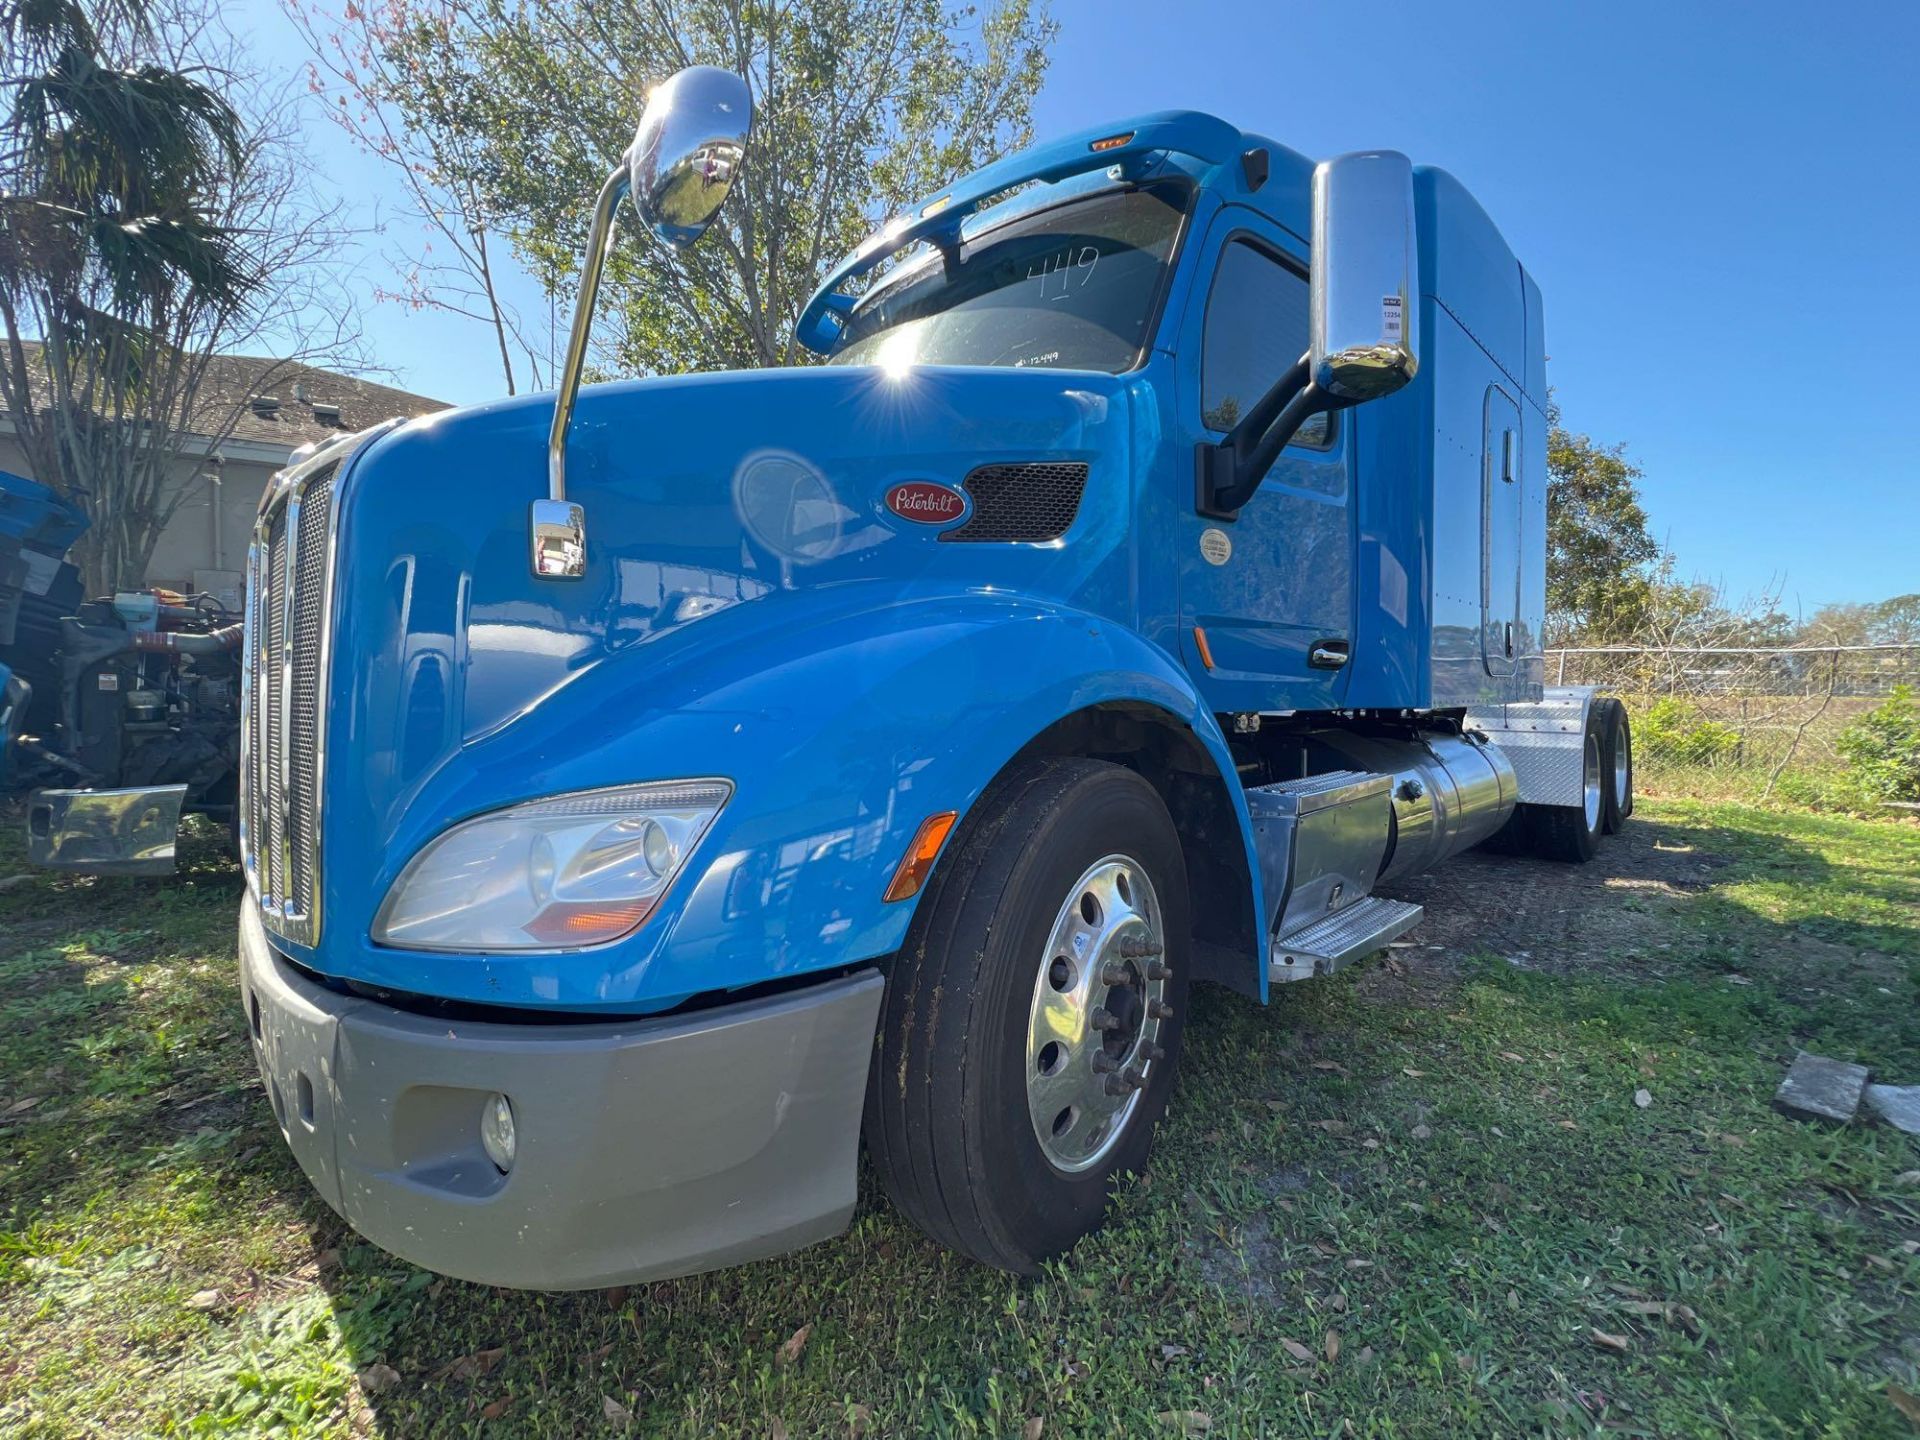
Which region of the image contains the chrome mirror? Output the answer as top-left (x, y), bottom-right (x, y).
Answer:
top-left (1310, 150), bottom-right (1419, 402)
top-left (627, 66), bottom-right (753, 249)
top-left (535, 66), bottom-right (753, 578)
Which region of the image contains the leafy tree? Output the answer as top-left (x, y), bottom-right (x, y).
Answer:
top-left (327, 0), bottom-right (1055, 384)
top-left (1863, 593), bottom-right (1920, 647)
top-left (1545, 401), bottom-right (1660, 642)
top-left (1, 0), bottom-right (366, 588)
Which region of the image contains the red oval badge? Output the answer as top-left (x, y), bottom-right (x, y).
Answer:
top-left (885, 481), bottom-right (967, 525)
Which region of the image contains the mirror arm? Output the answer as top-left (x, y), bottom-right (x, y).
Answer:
top-left (530, 166), bottom-right (625, 578)
top-left (1196, 350), bottom-right (1341, 520)
top-left (1229, 352), bottom-right (1310, 464)
top-left (546, 166), bottom-right (629, 509)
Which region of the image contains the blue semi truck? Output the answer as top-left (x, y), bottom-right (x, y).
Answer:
top-left (191, 71), bottom-right (1635, 1285)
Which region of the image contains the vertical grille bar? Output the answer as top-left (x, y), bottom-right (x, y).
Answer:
top-left (287, 470), bottom-right (334, 915)
top-left (263, 512), bottom-right (288, 906)
top-left (242, 536), bottom-right (260, 893)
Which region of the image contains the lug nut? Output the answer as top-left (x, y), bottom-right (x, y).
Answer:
top-left (1090, 1052), bottom-right (1117, 1074)
top-left (1100, 962), bottom-right (1130, 987)
top-left (1146, 960), bottom-right (1170, 981)
top-left (1122, 1065), bottom-right (1147, 1089)
top-left (1104, 1074), bottom-right (1132, 1097)
top-left (1090, 1006), bottom-right (1120, 1033)
top-left (1118, 935), bottom-right (1164, 959)
top-left (1146, 1043), bottom-right (1166, 1062)
top-left (1148, 1000), bottom-right (1174, 1021)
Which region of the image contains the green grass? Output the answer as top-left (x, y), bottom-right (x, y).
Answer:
top-left (2, 801), bottom-right (1917, 1437)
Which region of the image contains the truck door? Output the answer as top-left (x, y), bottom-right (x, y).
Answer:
top-left (1481, 386), bottom-right (1523, 679)
top-left (1175, 215), bottom-right (1353, 712)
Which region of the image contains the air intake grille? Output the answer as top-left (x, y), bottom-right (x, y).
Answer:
top-left (939, 462), bottom-right (1089, 544)
top-left (244, 458), bottom-right (339, 944)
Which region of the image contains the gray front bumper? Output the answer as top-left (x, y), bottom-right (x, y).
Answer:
top-left (238, 904), bottom-right (883, 1290)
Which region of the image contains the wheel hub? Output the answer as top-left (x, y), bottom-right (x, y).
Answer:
top-left (1025, 855), bottom-right (1169, 1173)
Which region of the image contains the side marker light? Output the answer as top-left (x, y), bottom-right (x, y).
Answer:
top-left (1192, 626), bottom-right (1216, 670)
top-left (883, 811), bottom-right (958, 902)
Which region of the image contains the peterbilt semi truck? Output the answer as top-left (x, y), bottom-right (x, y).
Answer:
top-left (211, 71), bottom-right (1634, 1286)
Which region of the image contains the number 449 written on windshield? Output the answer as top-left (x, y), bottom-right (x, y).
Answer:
top-left (1027, 246), bottom-right (1100, 300)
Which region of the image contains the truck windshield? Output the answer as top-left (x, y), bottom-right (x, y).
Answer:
top-left (828, 181), bottom-right (1188, 374)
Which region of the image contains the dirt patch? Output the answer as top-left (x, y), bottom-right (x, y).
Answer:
top-left (1369, 821), bottom-right (1728, 981)
top-left (1189, 1211), bottom-right (1293, 1307)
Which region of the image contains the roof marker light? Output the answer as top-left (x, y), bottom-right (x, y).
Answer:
top-left (1088, 131), bottom-right (1134, 153)
top-left (883, 811), bottom-right (958, 902)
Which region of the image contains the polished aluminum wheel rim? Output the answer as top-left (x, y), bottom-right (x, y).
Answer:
top-left (1025, 854), bottom-right (1169, 1174)
top-left (1611, 722), bottom-right (1630, 811)
top-left (1583, 732), bottom-right (1603, 831)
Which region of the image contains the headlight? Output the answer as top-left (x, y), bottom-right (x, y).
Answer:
top-left (372, 780), bottom-right (731, 952)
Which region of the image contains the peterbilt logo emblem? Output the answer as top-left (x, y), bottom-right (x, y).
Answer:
top-left (884, 481), bottom-right (966, 524)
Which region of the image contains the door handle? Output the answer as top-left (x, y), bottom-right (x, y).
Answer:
top-left (1504, 620), bottom-right (1515, 658)
top-left (1308, 639), bottom-right (1350, 670)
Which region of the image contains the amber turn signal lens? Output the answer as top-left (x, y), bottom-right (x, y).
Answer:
top-left (1088, 131), bottom-right (1134, 153)
top-left (1192, 625), bottom-right (1216, 670)
top-left (883, 811), bottom-right (958, 902)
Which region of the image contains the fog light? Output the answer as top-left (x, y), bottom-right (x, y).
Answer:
top-left (480, 1092), bottom-right (517, 1173)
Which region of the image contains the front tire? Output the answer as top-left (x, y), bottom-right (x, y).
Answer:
top-left (865, 758), bottom-right (1190, 1273)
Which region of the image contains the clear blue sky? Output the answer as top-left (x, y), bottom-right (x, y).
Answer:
top-left (241, 0), bottom-right (1917, 612)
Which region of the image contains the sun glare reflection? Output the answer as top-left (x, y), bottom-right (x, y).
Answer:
top-left (877, 327), bottom-right (921, 381)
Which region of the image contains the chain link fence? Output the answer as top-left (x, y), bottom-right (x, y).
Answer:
top-left (1546, 644), bottom-right (1920, 806)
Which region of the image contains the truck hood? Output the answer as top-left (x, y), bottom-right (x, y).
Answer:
top-left (325, 362), bottom-right (1142, 877)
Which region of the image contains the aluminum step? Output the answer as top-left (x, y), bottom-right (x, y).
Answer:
top-left (1269, 896), bottom-right (1425, 986)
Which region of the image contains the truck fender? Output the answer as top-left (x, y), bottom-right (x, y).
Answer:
top-left (567, 591), bottom-right (1268, 1007)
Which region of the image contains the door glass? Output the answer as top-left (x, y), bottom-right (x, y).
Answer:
top-left (1200, 239), bottom-right (1333, 457)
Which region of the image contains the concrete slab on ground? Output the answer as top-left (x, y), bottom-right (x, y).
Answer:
top-left (1773, 1052), bottom-right (1869, 1125)
top-left (1864, 1084), bottom-right (1920, 1136)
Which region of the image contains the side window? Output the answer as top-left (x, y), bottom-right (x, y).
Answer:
top-left (1201, 238), bottom-right (1334, 452)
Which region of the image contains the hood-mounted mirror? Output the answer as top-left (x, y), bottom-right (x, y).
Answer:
top-left (627, 66), bottom-right (752, 250)
top-left (535, 66), bottom-right (754, 578)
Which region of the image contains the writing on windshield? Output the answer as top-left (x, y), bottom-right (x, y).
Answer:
top-left (830, 182), bottom-right (1188, 374)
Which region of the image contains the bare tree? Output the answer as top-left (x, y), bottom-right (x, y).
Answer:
top-left (286, 0), bottom-right (552, 395)
top-left (1, 0), bottom-right (372, 590)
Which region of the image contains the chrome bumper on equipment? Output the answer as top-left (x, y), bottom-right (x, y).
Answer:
top-left (27, 784), bottom-right (187, 875)
top-left (238, 905), bottom-right (883, 1290)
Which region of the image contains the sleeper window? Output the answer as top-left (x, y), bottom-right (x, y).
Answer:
top-left (1200, 239), bottom-right (1334, 452)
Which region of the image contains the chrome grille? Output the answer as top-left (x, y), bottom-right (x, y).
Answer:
top-left (241, 420), bottom-right (400, 947)
top-left (243, 460), bottom-right (333, 943)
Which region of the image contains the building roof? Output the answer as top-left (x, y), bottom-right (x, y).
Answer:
top-left (6, 343), bottom-right (451, 452)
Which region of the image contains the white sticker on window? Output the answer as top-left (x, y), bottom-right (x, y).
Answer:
top-left (97, 672), bottom-right (119, 691)
top-left (1381, 294), bottom-right (1404, 344)
top-left (1199, 527), bottom-right (1232, 566)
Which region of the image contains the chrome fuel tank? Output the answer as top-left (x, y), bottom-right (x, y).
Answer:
top-left (1301, 729), bottom-right (1516, 882)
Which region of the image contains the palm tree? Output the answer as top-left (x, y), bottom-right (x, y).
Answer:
top-left (1, 0), bottom-right (261, 583)
top-left (3, 0), bottom-right (255, 308)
